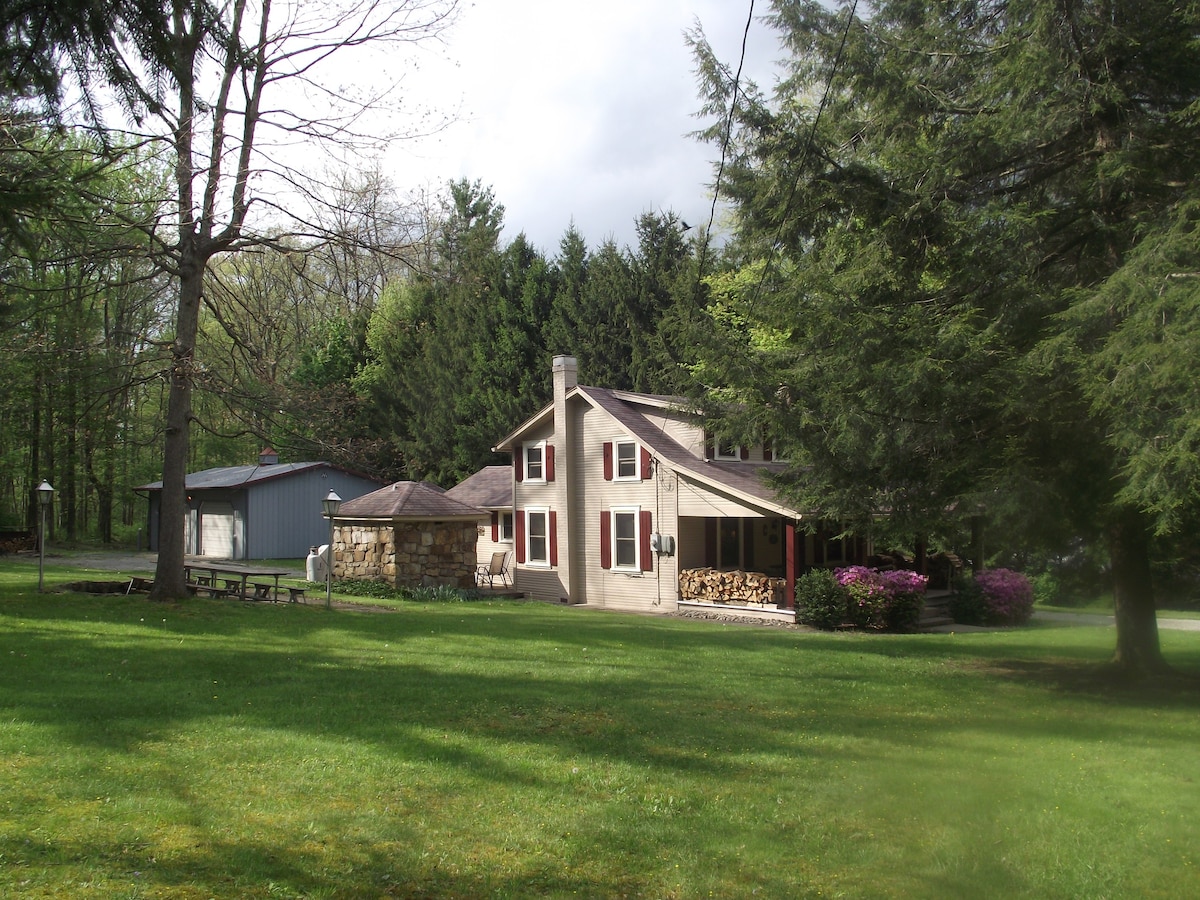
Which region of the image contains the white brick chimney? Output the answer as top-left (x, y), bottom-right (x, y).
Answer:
top-left (552, 354), bottom-right (577, 405)
top-left (551, 355), bottom-right (577, 601)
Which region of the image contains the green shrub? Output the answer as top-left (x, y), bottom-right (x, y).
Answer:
top-left (321, 579), bottom-right (479, 603)
top-left (405, 584), bottom-right (475, 603)
top-left (949, 576), bottom-right (988, 625)
top-left (1031, 571), bottom-right (1061, 606)
top-left (795, 569), bottom-right (847, 630)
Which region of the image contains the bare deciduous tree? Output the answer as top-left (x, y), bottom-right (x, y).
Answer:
top-left (136, 0), bottom-right (457, 598)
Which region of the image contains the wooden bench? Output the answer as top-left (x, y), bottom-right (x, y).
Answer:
top-left (189, 583), bottom-right (230, 598)
top-left (250, 582), bottom-right (275, 601)
top-left (286, 586), bottom-right (307, 603)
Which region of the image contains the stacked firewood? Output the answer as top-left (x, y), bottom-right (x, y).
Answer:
top-left (679, 567), bottom-right (784, 606)
top-left (0, 531), bottom-right (36, 554)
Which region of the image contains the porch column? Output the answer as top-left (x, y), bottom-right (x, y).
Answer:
top-left (784, 521), bottom-right (800, 609)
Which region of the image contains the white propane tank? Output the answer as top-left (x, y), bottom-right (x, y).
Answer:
top-left (305, 545), bottom-right (327, 582)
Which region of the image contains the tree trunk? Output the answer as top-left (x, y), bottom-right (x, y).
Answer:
top-left (970, 514), bottom-right (986, 572)
top-left (1108, 505), bottom-right (1167, 676)
top-left (151, 252), bottom-right (203, 599)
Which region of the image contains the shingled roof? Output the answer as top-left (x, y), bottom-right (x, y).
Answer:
top-left (444, 465), bottom-right (511, 510)
top-left (334, 481), bottom-right (486, 520)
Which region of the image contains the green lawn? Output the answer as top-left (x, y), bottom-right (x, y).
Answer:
top-left (2, 560), bottom-right (1199, 899)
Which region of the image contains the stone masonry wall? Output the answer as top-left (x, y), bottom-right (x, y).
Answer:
top-left (332, 520), bottom-right (478, 590)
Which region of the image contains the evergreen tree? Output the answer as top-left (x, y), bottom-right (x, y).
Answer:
top-left (358, 180), bottom-right (555, 486)
top-left (689, 0), bottom-right (1200, 675)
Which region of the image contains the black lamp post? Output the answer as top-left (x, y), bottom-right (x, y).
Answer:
top-left (36, 481), bottom-right (54, 592)
top-left (321, 490), bottom-right (342, 609)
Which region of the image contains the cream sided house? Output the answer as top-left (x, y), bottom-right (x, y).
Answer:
top-left (489, 356), bottom-right (870, 617)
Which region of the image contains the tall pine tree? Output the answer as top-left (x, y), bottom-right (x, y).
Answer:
top-left (689, 0), bottom-right (1200, 675)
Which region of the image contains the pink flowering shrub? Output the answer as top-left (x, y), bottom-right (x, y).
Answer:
top-left (834, 566), bottom-right (929, 632)
top-left (952, 568), bottom-right (1034, 625)
top-left (975, 568), bottom-right (1035, 625)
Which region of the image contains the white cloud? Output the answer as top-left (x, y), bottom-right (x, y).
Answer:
top-left (388, 0), bottom-right (778, 253)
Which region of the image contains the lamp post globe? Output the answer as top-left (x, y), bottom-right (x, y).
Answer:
top-left (321, 491), bottom-right (342, 609)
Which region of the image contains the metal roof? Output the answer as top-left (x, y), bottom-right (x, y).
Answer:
top-left (335, 481), bottom-right (486, 520)
top-left (137, 461), bottom-right (335, 492)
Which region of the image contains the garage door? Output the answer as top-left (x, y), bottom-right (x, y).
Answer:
top-left (199, 502), bottom-right (235, 558)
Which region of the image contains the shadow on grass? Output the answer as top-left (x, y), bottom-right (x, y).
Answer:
top-left (957, 656), bottom-right (1200, 707)
top-left (2, 830), bottom-right (651, 899)
top-left (4, 590), bottom-right (1200, 768)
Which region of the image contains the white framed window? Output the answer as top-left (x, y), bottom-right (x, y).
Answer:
top-left (499, 511), bottom-right (514, 543)
top-left (524, 441), bottom-right (546, 482)
top-left (611, 506), bottom-right (640, 572)
top-left (715, 439), bottom-right (740, 460)
top-left (526, 507), bottom-right (550, 566)
top-left (615, 440), bottom-right (639, 480)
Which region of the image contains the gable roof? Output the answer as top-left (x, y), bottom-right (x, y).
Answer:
top-left (495, 385), bottom-right (803, 519)
top-left (137, 461), bottom-right (351, 492)
top-left (578, 387), bottom-right (800, 518)
top-left (444, 465), bottom-right (511, 510)
top-left (335, 481), bottom-right (486, 521)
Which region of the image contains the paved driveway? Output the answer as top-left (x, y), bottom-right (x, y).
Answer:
top-left (1034, 610), bottom-right (1200, 632)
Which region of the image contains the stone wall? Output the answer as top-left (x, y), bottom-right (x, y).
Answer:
top-left (332, 520), bottom-right (478, 590)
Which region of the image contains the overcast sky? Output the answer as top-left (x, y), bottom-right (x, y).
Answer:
top-left (388, 0), bottom-right (779, 254)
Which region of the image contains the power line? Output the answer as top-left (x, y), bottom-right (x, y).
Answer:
top-left (695, 0), bottom-right (860, 301)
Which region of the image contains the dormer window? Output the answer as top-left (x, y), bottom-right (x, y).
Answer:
top-left (715, 440), bottom-right (740, 461)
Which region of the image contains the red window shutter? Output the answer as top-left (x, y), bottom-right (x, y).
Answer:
top-left (549, 510), bottom-right (558, 566)
top-left (603, 442), bottom-right (613, 481)
top-left (640, 447), bottom-right (652, 480)
top-left (515, 510), bottom-right (526, 563)
top-left (704, 439), bottom-right (713, 460)
top-left (763, 439), bottom-right (774, 462)
top-left (491, 511), bottom-right (498, 542)
top-left (640, 510), bottom-right (653, 572)
top-left (740, 445), bottom-right (750, 460)
top-left (600, 511), bottom-right (611, 569)
top-left (546, 444), bottom-right (555, 482)
top-left (514, 446), bottom-right (524, 482)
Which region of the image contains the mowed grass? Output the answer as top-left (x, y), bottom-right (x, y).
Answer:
top-left (2, 561), bottom-right (1199, 899)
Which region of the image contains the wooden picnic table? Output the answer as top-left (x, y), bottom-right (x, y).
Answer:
top-left (183, 560), bottom-right (298, 602)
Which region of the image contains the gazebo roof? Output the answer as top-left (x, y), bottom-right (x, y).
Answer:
top-left (334, 481), bottom-right (486, 521)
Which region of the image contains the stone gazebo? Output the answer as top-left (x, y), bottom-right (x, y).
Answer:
top-left (330, 482), bottom-right (485, 589)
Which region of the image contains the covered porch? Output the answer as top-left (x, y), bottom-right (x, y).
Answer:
top-left (676, 514), bottom-right (871, 616)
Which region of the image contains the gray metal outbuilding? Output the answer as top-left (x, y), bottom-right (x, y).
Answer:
top-left (137, 450), bottom-right (383, 560)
